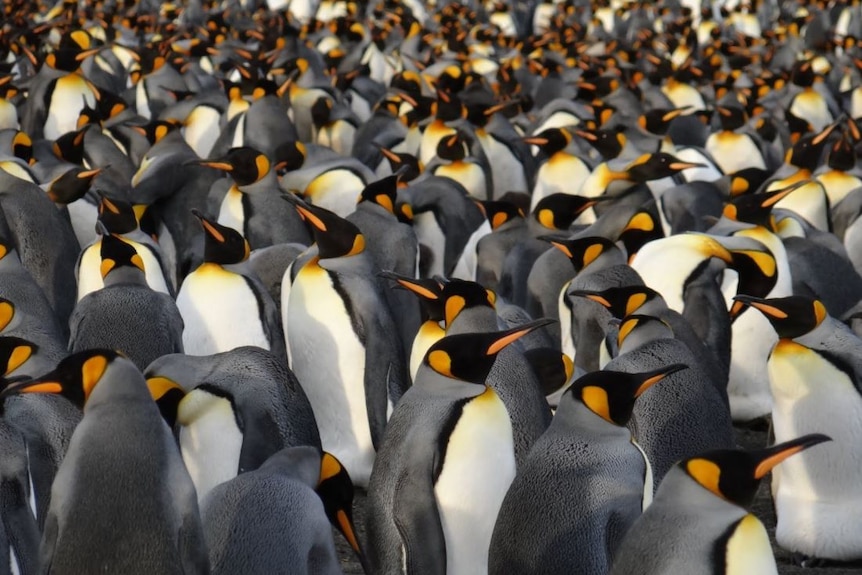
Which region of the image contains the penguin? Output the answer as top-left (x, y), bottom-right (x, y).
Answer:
top-left (427, 129), bottom-right (494, 201)
top-left (201, 447), bottom-right (365, 575)
top-left (452, 199), bottom-right (522, 282)
top-left (609, 434), bottom-right (832, 575)
top-left (0, 336), bottom-right (55, 379)
top-left (68, 232), bottom-right (185, 371)
top-left (0, 350), bottom-right (209, 574)
top-left (734, 295), bottom-right (862, 562)
top-left (525, 127), bottom-right (592, 210)
top-left (200, 146), bottom-right (310, 250)
top-left (489, 365), bottom-right (686, 575)
top-left (0, 415), bottom-right (41, 575)
top-left (364, 321), bottom-right (550, 575)
top-left (281, 196), bottom-right (408, 487)
top-left (705, 105), bottom-right (769, 174)
top-left (609, 314), bottom-right (736, 486)
top-left (176, 211), bottom-right (286, 363)
top-left (76, 194), bottom-right (173, 302)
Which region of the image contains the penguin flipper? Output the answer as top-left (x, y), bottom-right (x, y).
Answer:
top-left (392, 439), bottom-right (447, 575)
top-left (237, 413), bottom-right (282, 474)
top-left (1, 478), bottom-right (41, 574)
top-left (39, 512), bottom-right (59, 573)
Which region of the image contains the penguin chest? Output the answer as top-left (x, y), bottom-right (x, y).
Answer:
top-left (724, 514), bottom-right (778, 575)
top-left (531, 154), bottom-right (590, 209)
top-left (0, 99), bottom-right (18, 131)
top-left (287, 262), bottom-right (374, 484)
top-left (435, 162), bottom-right (487, 201)
top-left (434, 389), bottom-right (516, 575)
top-left (177, 392), bottom-right (244, 503)
top-left (305, 170), bottom-right (366, 218)
top-left (44, 74), bottom-right (97, 140)
top-left (706, 132), bottom-right (765, 173)
top-left (789, 90), bottom-right (832, 133)
top-left (177, 264), bottom-right (269, 355)
top-left (662, 82), bottom-right (705, 110)
top-left (816, 171), bottom-right (862, 206)
top-left (770, 179), bottom-right (830, 231)
top-left (217, 186), bottom-right (246, 235)
top-left (183, 106), bottom-right (221, 158)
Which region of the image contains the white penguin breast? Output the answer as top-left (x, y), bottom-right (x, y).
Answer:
top-left (725, 514), bottom-right (778, 575)
top-left (305, 170), bottom-right (365, 218)
top-left (231, 113), bottom-right (246, 148)
top-left (0, 100), bottom-right (18, 131)
top-left (287, 262), bottom-right (374, 486)
top-left (769, 180), bottom-right (830, 231)
top-left (789, 90), bottom-right (832, 133)
top-left (183, 106), bottom-right (221, 158)
top-left (482, 136), bottom-right (528, 194)
top-left (135, 80), bottom-right (151, 120)
top-left (530, 154), bottom-right (591, 210)
top-left (816, 171), bottom-right (862, 206)
top-left (706, 132), bottom-right (766, 173)
top-left (314, 122), bottom-right (356, 156)
top-left (435, 162), bottom-right (487, 201)
top-left (44, 74), bottom-right (96, 140)
top-left (451, 220), bottom-right (491, 281)
top-left (217, 187), bottom-right (245, 235)
top-left (178, 392), bottom-right (243, 504)
top-left (176, 264), bottom-right (269, 355)
top-left (434, 388), bottom-right (516, 575)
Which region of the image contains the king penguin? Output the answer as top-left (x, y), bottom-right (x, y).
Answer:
top-left (0, 350), bottom-right (209, 574)
top-left (281, 196), bottom-right (408, 487)
top-left (176, 211), bottom-right (286, 363)
top-left (609, 434), bottom-right (831, 575)
top-left (365, 321), bottom-right (550, 575)
top-left (489, 365), bottom-right (686, 575)
top-left (735, 294), bottom-right (862, 562)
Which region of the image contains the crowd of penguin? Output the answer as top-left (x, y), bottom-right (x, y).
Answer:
top-left (3, 0), bottom-right (862, 573)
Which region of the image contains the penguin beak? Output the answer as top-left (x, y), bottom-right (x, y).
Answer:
top-left (696, 235), bottom-right (734, 264)
top-left (1, 376), bottom-right (63, 398)
top-left (732, 295), bottom-right (785, 319)
top-left (75, 47), bottom-right (102, 61)
top-left (379, 147), bottom-right (401, 163)
top-left (634, 363), bottom-right (687, 397)
top-left (573, 129), bottom-right (597, 141)
top-left (191, 210), bottom-right (226, 243)
top-left (568, 291), bottom-right (611, 308)
top-left (378, 271), bottom-right (440, 299)
top-left (522, 136), bottom-right (548, 146)
top-left (77, 167), bottom-right (102, 179)
top-left (752, 434), bottom-right (831, 479)
top-left (759, 180), bottom-right (808, 207)
top-left (196, 160), bottom-right (234, 171)
top-left (487, 318), bottom-right (556, 355)
top-left (668, 161), bottom-right (705, 171)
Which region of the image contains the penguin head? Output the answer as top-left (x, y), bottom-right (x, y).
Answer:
top-left (573, 125), bottom-right (627, 159)
top-left (733, 295), bottom-right (828, 339)
top-left (532, 193), bottom-right (601, 230)
top-left (436, 131), bottom-right (468, 162)
top-left (99, 233), bottom-right (145, 279)
top-left (283, 195), bottom-right (365, 259)
top-left (310, 96), bottom-right (334, 129)
top-left (0, 336), bottom-right (37, 377)
top-left (378, 148), bottom-right (422, 183)
top-left (637, 107), bottom-right (689, 136)
top-left (682, 434), bottom-right (830, 508)
top-left (199, 147), bottom-right (271, 187)
top-left (49, 30), bottom-right (99, 72)
top-left (10, 131), bottom-right (33, 166)
top-left (569, 285), bottom-right (660, 319)
top-left (618, 209), bottom-right (663, 262)
top-left (52, 129), bottom-right (87, 164)
top-left (722, 180), bottom-right (807, 229)
top-left (726, 167), bottom-right (772, 198)
top-left (786, 121), bottom-right (838, 171)
top-left (357, 175), bottom-right (399, 215)
top-left (715, 105), bottom-right (747, 131)
top-left (790, 60), bottom-right (816, 88)
top-left (616, 314), bottom-right (674, 351)
top-left (476, 200), bottom-right (525, 230)
top-left (568, 364), bottom-right (687, 425)
top-left (523, 128), bottom-right (573, 157)
top-left (439, 278), bottom-right (496, 326)
top-left (317, 452), bottom-right (364, 560)
top-left (97, 194), bottom-right (139, 235)
top-left (541, 235), bottom-right (621, 272)
top-left (96, 89), bottom-right (130, 123)
top-left (827, 134), bottom-right (856, 171)
top-left (133, 120), bottom-right (180, 146)
top-left (624, 153), bottom-right (704, 182)
top-left (726, 247), bottom-right (778, 321)
top-left (523, 347), bottom-right (574, 397)
top-left (44, 167), bottom-right (101, 205)
top-left (0, 349), bottom-right (124, 408)
top-left (425, 319), bottom-right (555, 384)
top-left (192, 210), bottom-right (250, 265)
top-left (145, 375), bottom-right (186, 428)
top-left (273, 141), bottom-right (307, 174)
top-left (433, 89), bottom-right (465, 122)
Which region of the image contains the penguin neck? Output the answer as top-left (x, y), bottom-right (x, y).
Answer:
top-left (415, 364), bottom-right (487, 399)
top-left (103, 266), bottom-right (148, 287)
top-left (552, 395), bottom-right (631, 439)
top-left (445, 306), bottom-right (499, 334)
top-left (619, 325), bottom-right (673, 355)
top-left (258, 445), bottom-right (321, 487)
top-left (237, 170), bottom-right (277, 194)
top-left (654, 466), bottom-right (747, 517)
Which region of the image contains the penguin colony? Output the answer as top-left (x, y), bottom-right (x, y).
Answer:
top-left (2, 0), bottom-right (862, 573)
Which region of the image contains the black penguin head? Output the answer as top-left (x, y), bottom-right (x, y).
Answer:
top-left (523, 347), bottom-right (573, 396)
top-left (52, 129), bottom-right (86, 164)
top-left (541, 235), bottom-right (620, 272)
top-left (49, 30), bottom-right (99, 72)
top-left (726, 249), bottom-right (778, 321)
top-left (11, 131), bottom-right (33, 165)
top-left (311, 96), bottom-right (334, 128)
top-left (425, 320), bottom-right (555, 383)
top-left (317, 452), bottom-right (364, 561)
top-left (569, 364), bottom-right (687, 425)
top-left (96, 89), bottom-right (130, 122)
top-left (134, 120), bottom-right (179, 146)
top-left (638, 107), bottom-right (688, 136)
top-left (624, 153), bottom-right (704, 182)
top-left (477, 200), bottom-right (525, 230)
top-left (0, 336), bottom-right (37, 377)
top-left (358, 175), bottom-right (399, 215)
top-left (379, 272), bottom-right (445, 322)
top-left (145, 375), bottom-right (186, 428)
top-left (435, 131), bottom-right (468, 162)
top-left (523, 128), bottom-right (572, 157)
top-left (439, 279), bottom-right (497, 326)
top-left (378, 148), bottom-right (422, 183)
top-left (790, 60), bottom-right (816, 88)
top-left (786, 121), bottom-right (838, 171)
top-left (45, 167), bottom-right (101, 205)
top-left (733, 295), bottom-right (828, 339)
top-left (573, 125), bottom-right (627, 159)
top-left (199, 147), bottom-right (271, 187)
top-left (532, 193), bottom-right (600, 230)
top-left (619, 209), bottom-right (663, 261)
top-left (827, 135), bottom-right (856, 171)
top-left (568, 285), bottom-right (660, 319)
top-left (99, 233), bottom-right (145, 279)
top-left (433, 89), bottom-right (465, 122)
top-left (722, 181), bottom-right (807, 229)
top-left (727, 167), bottom-right (772, 198)
top-left (284, 195), bottom-right (366, 259)
top-left (715, 105), bottom-right (747, 131)
top-left (0, 349), bottom-right (123, 408)
top-left (273, 141), bottom-right (307, 174)
top-left (682, 434), bottom-right (831, 508)
top-left (97, 194), bottom-right (138, 235)
top-left (192, 210), bottom-right (250, 265)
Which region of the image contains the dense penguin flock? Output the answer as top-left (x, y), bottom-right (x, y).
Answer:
top-left (1, 0), bottom-right (862, 573)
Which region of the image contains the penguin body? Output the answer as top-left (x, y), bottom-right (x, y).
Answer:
top-left (0, 418), bottom-right (41, 575)
top-left (282, 200), bottom-right (407, 487)
top-left (2, 351), bottom-right (209, 574)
